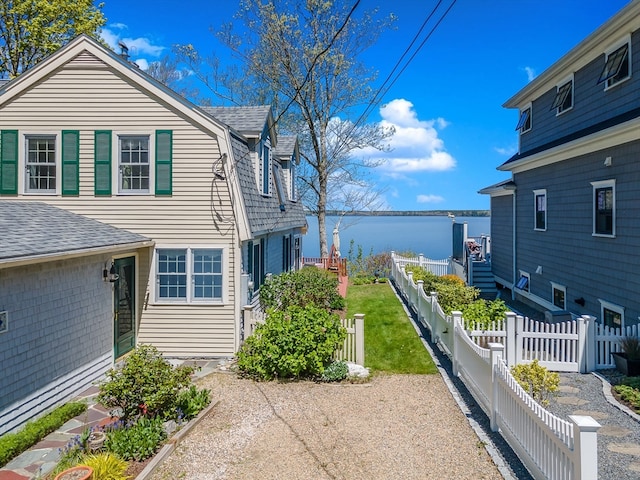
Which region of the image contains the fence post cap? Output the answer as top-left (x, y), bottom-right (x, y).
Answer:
top-left (354, 313), bottom-right (365, 320)
top-left (569, 415), bottom-right (601, 431)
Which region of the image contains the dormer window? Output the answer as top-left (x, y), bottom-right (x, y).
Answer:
top-left (551, 79), bottom-right (573, 114)
top-left (598, 41), bottom-right (630, 88)
top-left (515, 106), bottom-right (531, 133)
top-left (261, 140), bottom-right (271, 195)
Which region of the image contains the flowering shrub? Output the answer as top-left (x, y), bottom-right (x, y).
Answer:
top-left (511, 359), bottom-right (559, 406)
top-left (237, 304), bottom-right (346, 380)
top-left (97, 344), bottom-right (196, 420)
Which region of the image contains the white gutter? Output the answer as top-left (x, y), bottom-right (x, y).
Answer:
top-left (0, 240), bottom-right (155, 270)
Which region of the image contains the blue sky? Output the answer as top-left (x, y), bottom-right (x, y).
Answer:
top-left (98, 0), bottom-right (630, 211)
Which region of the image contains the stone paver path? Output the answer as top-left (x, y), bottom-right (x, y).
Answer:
top-left (547, 372), bottom-right (640, 480)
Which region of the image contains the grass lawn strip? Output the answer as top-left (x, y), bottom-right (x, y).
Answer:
top-left (346, 283), bottom-right (438, 374)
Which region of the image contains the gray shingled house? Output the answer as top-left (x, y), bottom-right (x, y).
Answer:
top-left (0, 201), bottom-right (152, 434)
top-left (481, 1), bottom-right (640, 329)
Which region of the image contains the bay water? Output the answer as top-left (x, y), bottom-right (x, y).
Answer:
top-left (303, 215), bottom-right (491, 260)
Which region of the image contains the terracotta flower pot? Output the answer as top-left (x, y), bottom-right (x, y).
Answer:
top-left (54, 465), bottom-right (93, 480)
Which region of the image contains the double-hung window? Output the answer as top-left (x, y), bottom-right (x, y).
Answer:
top-left (119, 135), bottom-right (150, 193)
top-left (598, 39), bottom-right (631, 88)
top-left (25, 135), bottom-right (56, 193)
top-left (156, 247), bottom-right (224, 303)
top-left (551, 79), bottom-right (573, 114)
top-left (515, 106), bottom-right (531, 134)
top-left (534, 189), bottom-right (547, 231)
top-left (592, 180), bottom-right (615, 237)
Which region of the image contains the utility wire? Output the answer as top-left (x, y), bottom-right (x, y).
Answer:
top-left (271, 0), bottom-right (361, 128)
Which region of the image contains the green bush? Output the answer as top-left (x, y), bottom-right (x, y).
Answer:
top-left (462, 299), bottom-right (508, 330)
top-left (104, 416), bottom-right (166, 461)
top-left (259, 267), bottom-right (345, 312)
top-left (511, 359), bottom-right (559, 406)
top-left (0, 401), bottom-right (86, 467)
top-left (237, 304), bottom-right (346, 380)
top-left (404, 265), bottom-right (478, 314)
top-left (97, 344), bottom-right (195, 420)
top-left (319, 360), bottom-right (349, 382)
top-left (613, 377), bottom-right (640, 412)
top-left (175, 385), bottom-right (211, 421)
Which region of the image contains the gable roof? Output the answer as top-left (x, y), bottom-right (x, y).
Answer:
top-left (202, 106), bottom-right (278, 149)
top-left (273, 135), bottom-right (299, 163)
top-left (0, 201), bottom-right (152, 266)
top-left (0, 34), bottom-right (253, 242)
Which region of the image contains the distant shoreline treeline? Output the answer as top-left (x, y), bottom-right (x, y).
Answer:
top-left (307, 210), bottom-right (490, 217)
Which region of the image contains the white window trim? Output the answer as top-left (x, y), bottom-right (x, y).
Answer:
top-left (114, 132), bottom-right (154, 196)
top-left (550, 282), bottom-right (566, 310)
top-left (19, 131), bottom-right (60, 195)
top-left (554, 75), bottom-right (574, 116)
top-left (603, 35), bottom-right (632, 91)
top-left (261, 138), bottom-right (272, 197)
top-left (152, 245), bottom-right (228, 305)
top-left (591, 179), bottom-right (615, 238)
top-left (533, 189), bottom-right (547, 231)
top-left (599, 299), bottom-right (625, 329)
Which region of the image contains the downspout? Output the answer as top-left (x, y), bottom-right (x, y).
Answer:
top-left (512, 185), bottom-right (517, 301)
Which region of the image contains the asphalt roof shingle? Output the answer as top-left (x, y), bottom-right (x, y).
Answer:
top-left (0, 201), bottom-right (149, 261)
top-left (201, 106), bottom-right (272, 135)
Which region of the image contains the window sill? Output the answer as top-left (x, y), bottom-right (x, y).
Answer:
top-left (556, 106), bottom-right (573, 117)
top-left (152, 300), bottom-right (227, 306)
top-left (592, 233), bottom-right (615, 238)
top-left (604, 75), bottom-right (631, 91)
top-left (534, 227), bottom-right (547, 232)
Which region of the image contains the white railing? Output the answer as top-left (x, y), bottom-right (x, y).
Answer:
top-left (242, 294), bottom-right (266, 340)
top-left (390, 251), bottom-right (451, 276)
top-left (594, 323), bottom-right (640, 369)
top-left (390, 252), bottom-right (600, 480)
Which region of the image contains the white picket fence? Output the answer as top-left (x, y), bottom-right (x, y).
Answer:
top-left (391, 251), bottom-right (451, 276)
top-left (390, 252), bottom-right (600, 480)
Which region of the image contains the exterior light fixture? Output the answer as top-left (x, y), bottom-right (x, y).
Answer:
top-left (103, 262), bottom-right (119, 282)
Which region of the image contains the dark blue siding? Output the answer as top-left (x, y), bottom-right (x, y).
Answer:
top-left (521, 31), bottom-right (640, 154)
top-left (490, 195), bottom-right (513, 284)
top-left (513, 140), bottom-right (640, 325)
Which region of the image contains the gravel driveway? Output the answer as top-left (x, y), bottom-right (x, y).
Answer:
top-left (150, 372), bottom-right (502, 480)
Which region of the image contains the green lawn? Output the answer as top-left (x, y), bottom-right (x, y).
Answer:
top-left (346, 283), bottom-right (438, 374)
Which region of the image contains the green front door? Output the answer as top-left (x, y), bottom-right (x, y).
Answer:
top-left (114, 257), bottom-right (136, 358)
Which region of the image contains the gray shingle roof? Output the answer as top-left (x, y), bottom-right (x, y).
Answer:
top-left (201, 106), bottom-right (272, 136)
top-left (0, 201), bottom-right (150, 262)
top-left (273, 136), bottom-right (297, 160)
top-left (230, 134), bottom-right (306, 236)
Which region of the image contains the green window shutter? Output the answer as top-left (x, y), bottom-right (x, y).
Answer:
top-left (0, 130), bottom-right (18, 195)
top-left (61, 130), bottom-right (80, 195)
top-left (155, 130), bottom-right (172, 195)
top-left (94, 130), bottom-right (112, 196)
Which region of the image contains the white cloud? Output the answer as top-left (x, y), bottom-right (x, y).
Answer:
top-left (365, 99), bottom-right (456, 173)
top-left (417, 194), bottom-right (445, 204)
top-left (524, 66), bottom-right (536, 82)
top-left (101, 25), bottom-right (165, 70)
top-left (494, 145), bottom-right (517, 156)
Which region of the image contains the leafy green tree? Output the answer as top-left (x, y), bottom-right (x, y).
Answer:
top-left (0, 0), bottom-right (105, 78)
top-left (177, 0), bottom-right (396, 256)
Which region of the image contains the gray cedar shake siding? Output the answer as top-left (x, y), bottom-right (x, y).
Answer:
top-left (0, 201), bottom-right (151, 434)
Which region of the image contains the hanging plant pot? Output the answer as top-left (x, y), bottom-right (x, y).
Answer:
top-left (54, 465), bottom-right (93, 480)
